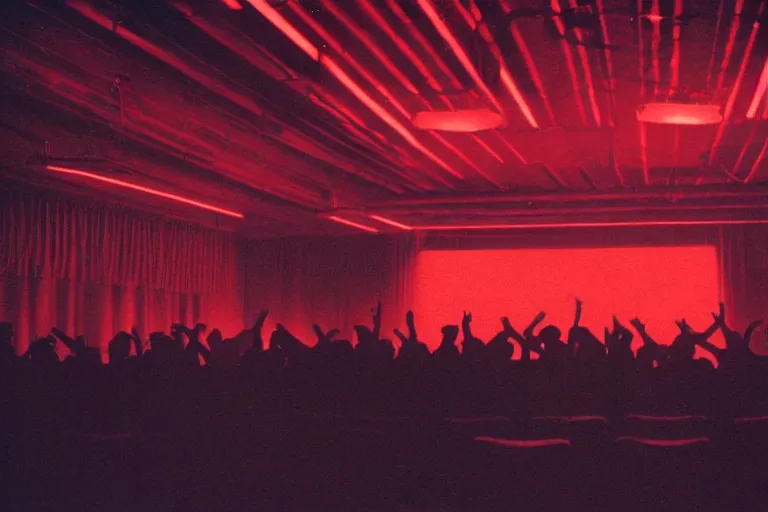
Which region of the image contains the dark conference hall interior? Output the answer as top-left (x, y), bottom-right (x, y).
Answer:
top-left (2, 0), bottom-right (768, 510)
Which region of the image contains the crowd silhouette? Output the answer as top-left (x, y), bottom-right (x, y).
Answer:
top-left (3, 299), bottom-right (765, 371)
top-left (3, 300), bottom-right (768, 511)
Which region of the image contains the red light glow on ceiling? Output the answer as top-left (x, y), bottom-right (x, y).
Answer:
top-left (412, 108), bottom-right (504, 132)
top-left (412, 246), bottom-right (722, 365)
top-left (45, 165), bottom-right (245, 219)
top-left (636, 103), bottom-right (722, 125)
top-left (326, 215), bottom-right (379, 233)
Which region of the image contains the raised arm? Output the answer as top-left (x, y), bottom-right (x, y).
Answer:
top-left (372, 301), bottom-right (382, 341)
top-left (744, 319), bottom-right (763, 349)
top-left (573, 298), bottom-right (582, 327)
top-left (630, 318), bottom-right (657, 346)
top-left (131, 327), bottom-right (145, 356)
top-left (503, 317), bottom-right (543, 354)
top-left (461, 311), bottom-right (473, 341)
top-left (524, 312), bottom-right (546, 341)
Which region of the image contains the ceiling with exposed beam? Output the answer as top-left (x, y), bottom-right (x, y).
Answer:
top-left (1, 0), bottom-right (767, 235)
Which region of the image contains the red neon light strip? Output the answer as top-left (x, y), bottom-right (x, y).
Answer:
top-left (327, 215), bottom-right (379, 233)
top-left (705, 0), bottom-right (726, 89)
top-left (452, 0), bottom-right (477, 29)
top-left (46, 165), bottom-right (245, 218)
top-left (358, 2), bottom-right (443, 92)
top-left (417, 0), bottom-right (504, 113)
top-left (509, 24), bottom-right (556, 124)
top-left (323, 0), bottom-right (419, 94)
top-left (268, 2), bottom-right (461, 181)
top-left (470, 134), bottom-right (504, 163)
top-left (714, 0), bottom-right (745, 95)
top-left (286, 2), bottom-right (410, 119)
top-left (746, 57), bottom-right (768, 119)
top-left (637, 0), bottom-right (646, 98)
top-left (219, 0), bottom-right (242, 10)
top-left (744, 139), bottom-right (768, 183)
top-left (595, 0), bottom-right (616, 125)
top-left (638, 120), bottom-right (650, 185)
top-left (459, 0), bottom-right (538, 128)
top-left (563, 0), bottom-right (601, 126)
top-left (650, 0), bottom-right (661, 97)
top-left (321, 55), bottom-right (461, 179)
top-left (413, 219), bottom-right (768, 231)
top-left (385, 0), bottom-right (463, 90)
top-left (550, 0), bottom-right (588, 125)
top-left (244, 0), bottom-right (319, 61)
top-left (669, 0), bottom-right (683, 96)
top-left (710, 15), bottom-right (762, 165)
top-left (368, 214), bottom-right (413, 230)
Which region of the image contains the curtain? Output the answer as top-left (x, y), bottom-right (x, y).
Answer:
top-left (719, 224), bottom-right (768, 354)
top-left (0, 192), bottom-right (244, 358)
top-left (241, 233), bottom-right (420, 345)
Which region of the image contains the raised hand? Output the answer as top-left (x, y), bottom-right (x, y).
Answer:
top-left (573, 298), bottom-right (583, 327)
top-left (534, 311), bottom-right (546, 324)
top-left (630, 318), bottom-right (645, 331)
top-left (313, 324), bottom-right (340, 345)
top-left (393, 328), bottom-right (409, 346)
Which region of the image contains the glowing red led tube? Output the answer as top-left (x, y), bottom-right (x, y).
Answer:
top-left (219, 0), bottom-right (242, 10)
top-left (368, 214), bottom-right (413, 230)
top-left (326, 215), bottom-right (379, 233)
top-left (244, 0), bottom-right (319, 61)
top-left (46, 165), bottom-right (245, 219)
top-left (746, 58), bottom-right (768, 119)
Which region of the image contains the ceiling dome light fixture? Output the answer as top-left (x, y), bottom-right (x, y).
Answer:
top-left (412, 108), bottom-right (505, 133)
top-left (636, 102), bottom-right (722, 125)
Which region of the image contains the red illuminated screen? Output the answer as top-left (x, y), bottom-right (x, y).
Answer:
top-left (413, 246), bottom-right (722, 362)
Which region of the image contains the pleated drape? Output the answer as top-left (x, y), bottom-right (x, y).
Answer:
top-left (0, 192), bottom-right (244, 358)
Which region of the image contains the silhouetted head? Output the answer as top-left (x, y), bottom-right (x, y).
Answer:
top-left (207, 328), bottom-right (223, 347)
top-left (539, 325), bottom-right (561, 345)
top-left (108, 332), bottom-right (133, 363)
top-left (354, 325), bottom-right (375, 345)
top-left (440, 325), bottom-right (459, 345)
top-left (28, 335), bottom-right (58, 364)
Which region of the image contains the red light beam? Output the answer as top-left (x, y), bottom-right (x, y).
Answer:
top-left (46, 165), bottom-right (245, 218)
top-left (357, 1), bottom-right (444, 92)
top-left (368, 214), bottom-right (413, 230)
top-left (746, 57), bottom-right (768, 119)
top-left (244, 0), bottom-right (319, 61)
top-left (323, 0), bottom-right (419, 94)
top-left (326, 215), bottom-right (379, 233)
